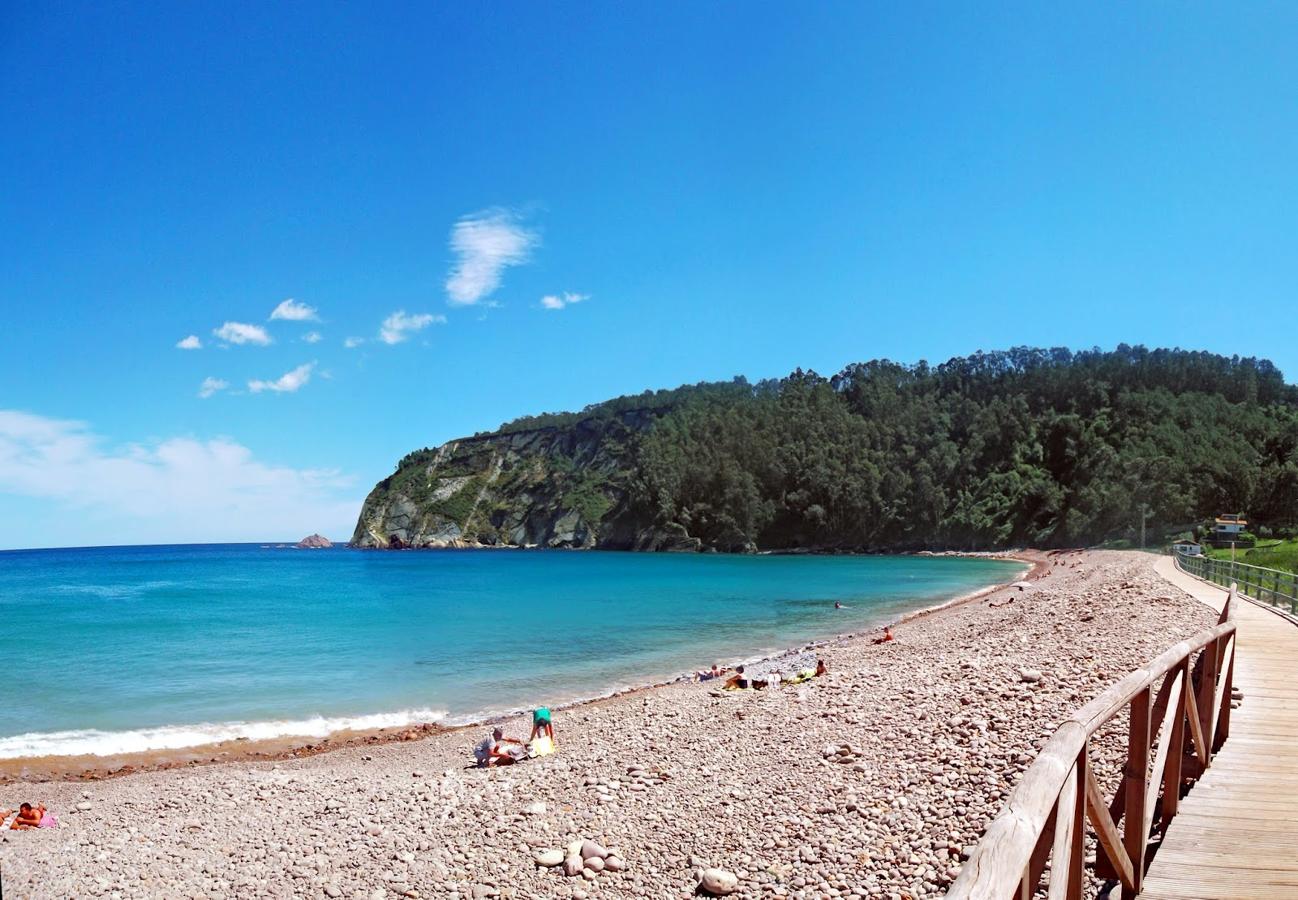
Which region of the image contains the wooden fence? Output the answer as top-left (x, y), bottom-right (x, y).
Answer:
top-left (1175, 551), bottom-right (1298, 616)
top-left (944, 586), bottom-right (1237, 900)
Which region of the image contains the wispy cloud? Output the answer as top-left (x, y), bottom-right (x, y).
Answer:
top-left (249, 362), bottom-right (315, 394)
top-left (445, 210), bottom-right (538, 306)
top-left (0, 409), bottom-right (359, 547)
top-left (176, 335), bottom-right (203, 350)
top-left (302, 331), bottom-right (323, 344)
top-left (540, 291), bottom-right (589, 311)
top-left (214, 322), bottom-right (272, 346)
top-left (269, 298), bottom-right (319, 322)
top-left (343, 336), bottom-right (365, 349)
top-left (379, 311), bottom-right (445, 345)
top-left (198, 377), bottom-right (228, 399)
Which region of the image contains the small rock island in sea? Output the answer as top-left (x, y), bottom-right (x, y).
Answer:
top-left (295, 533), bottom-right (333, 549)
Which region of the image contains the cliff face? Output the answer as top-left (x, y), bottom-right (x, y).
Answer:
top-left (351, 410), bottom-right (698, 551)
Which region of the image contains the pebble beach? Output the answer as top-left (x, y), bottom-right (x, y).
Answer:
top-left (0, 550), bottom-right (1215, 900)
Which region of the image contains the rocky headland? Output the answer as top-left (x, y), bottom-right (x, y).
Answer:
top-left (350, 410), bottom-right (697, 552)
top-left (0, 551), bottom-right (1216, 899)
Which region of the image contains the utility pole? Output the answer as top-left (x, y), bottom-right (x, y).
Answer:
top-left (1139, 502), bottom-right (1151, 549)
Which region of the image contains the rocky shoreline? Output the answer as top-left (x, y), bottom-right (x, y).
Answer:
top-left (0, 550), bottom-right (1213, 899)
top-left (0, 553), bottom-right (1036, 787)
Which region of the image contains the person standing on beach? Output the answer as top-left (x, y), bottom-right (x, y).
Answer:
top-left (530, 707), bottom-right (553, 742)
top-left (529, 707), bottom-right (556, 756)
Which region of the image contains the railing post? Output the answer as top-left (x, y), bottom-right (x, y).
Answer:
top-left (1215, 633), bottom-right (1236, 752)
top-left (1123, 687), bottom-right (1151, 899)
top-left (1066, 747), bottom-right (1087, 900)
top-left (1160, 659), bottom-right (1189, 826)
top-left (1198, 625), bottom-right (1221, 753)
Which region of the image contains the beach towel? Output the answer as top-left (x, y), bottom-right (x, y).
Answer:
top-left (38, 812), bottom-right (58, 828)
top-left (529, 735), bottom-right (556, 757)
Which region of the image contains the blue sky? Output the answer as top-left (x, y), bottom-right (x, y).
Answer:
top-left (2, 3), bottom-right (1296, 548)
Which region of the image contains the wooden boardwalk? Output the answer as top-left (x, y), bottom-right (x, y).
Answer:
top-left (1139, 557), bottom-right (1298, 900)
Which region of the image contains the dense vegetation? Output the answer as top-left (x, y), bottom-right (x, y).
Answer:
top-left (482, 346), bottom-right (1298, 552)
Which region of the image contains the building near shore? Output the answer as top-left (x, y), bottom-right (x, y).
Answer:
top-left (1209, 513), bottom-right (1251, 548)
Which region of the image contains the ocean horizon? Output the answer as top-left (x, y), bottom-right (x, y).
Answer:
top-left (0, 544), bottom-right (1023, 758)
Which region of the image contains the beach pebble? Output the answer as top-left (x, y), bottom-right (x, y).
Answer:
top-left (585, 856), bottom-right (605, 873)
top-left (580, 839), bottom-right (608, 860)
top-left (324, 886), bottom-right (342, 898)
top-left (698, 867), bottom-right (739, 895)
top-left (534, 849), bottom-right (564, 867)
top-left (562, 855), bottom-right (584, 876)
top-left (1019, 668), bottom-right (1042, 683)
top-left (604, 855), bottom-right (625, 872)
top-left (523, 801), bottom-right (546, 816)
top-left (76, 802), bottom-right (93, 811)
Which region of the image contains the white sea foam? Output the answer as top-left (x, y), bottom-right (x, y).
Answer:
top-left (0, 708), bottom-right (448, 759)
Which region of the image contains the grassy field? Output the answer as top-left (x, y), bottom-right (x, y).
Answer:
top-left (1206, 538), bottom-right (1298, 575)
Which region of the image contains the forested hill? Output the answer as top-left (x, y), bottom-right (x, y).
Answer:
top-left (352, 347), bottom-right (1298, 552)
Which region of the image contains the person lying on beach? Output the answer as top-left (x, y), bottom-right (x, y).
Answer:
top-left (474, 727), bottom-right (527, 767)
top-left (8, 803), bottom-right (51, 830)
top-left (870, 626), bottom-right (894, 645)
top-left (695, 663), bottom-right (726, 681)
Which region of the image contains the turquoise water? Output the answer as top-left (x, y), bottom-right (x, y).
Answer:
top-left (0, 544), bottom-right (1021, 757)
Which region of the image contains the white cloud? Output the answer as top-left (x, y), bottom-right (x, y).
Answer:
top-left (540, 291), bottom-right (589, 310)
top-left (379, 311), bottom-right (445, 345)
top-left (0, 410), bottom-right (359, 548)
top-left (270, 298), bottom-right (319, 321)
top-left (198, 377), bottom-right (229, 399)
top-left (445, 210), bottom-right (538, 306)
top-left (303, 331), bottom-right (323, 344)
top-left (248, 362), bottom-right (316, 394)
top-left (176, 335), bottom-right (202, 350)
top-left (214, 321), bottom-right (272, 346)
top-left (343, 336), bottom-right (365, 349)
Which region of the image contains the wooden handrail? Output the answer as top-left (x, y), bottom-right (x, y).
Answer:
top-left (945, 585), bottom-right (1237, 900)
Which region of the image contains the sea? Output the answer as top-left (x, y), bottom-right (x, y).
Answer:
top-left (0, 544), bottom-right (1023, 758)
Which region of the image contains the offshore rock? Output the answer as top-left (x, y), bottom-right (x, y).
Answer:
top-left (295, 533), bottom-right (333, 548)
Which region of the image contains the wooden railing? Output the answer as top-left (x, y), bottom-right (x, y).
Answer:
top-left (945, 587), bottom-right (1237, 900)
top-left (1176, 550), bottom-right (1298, 617)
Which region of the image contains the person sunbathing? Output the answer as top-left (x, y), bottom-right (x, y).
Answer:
top-left (9, 803), bottom-right (46, 830)
top-left (695, 663), bottom-right (726, 681)
top-left (871, 626), bottom-right (894, 645)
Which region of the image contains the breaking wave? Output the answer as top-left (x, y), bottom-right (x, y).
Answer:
top-left (0, 708), bottom-right (448, 759)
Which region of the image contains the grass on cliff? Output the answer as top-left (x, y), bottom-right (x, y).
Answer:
top-left (563, 479), bottom-right (613, 526)
top-left (1207, 539), bottom-right (1298, 575)
top-left (428, 477), bottom-right (484, 525)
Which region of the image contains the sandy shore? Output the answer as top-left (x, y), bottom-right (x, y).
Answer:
top-left (0, 550), bottom-right (1213, 899)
